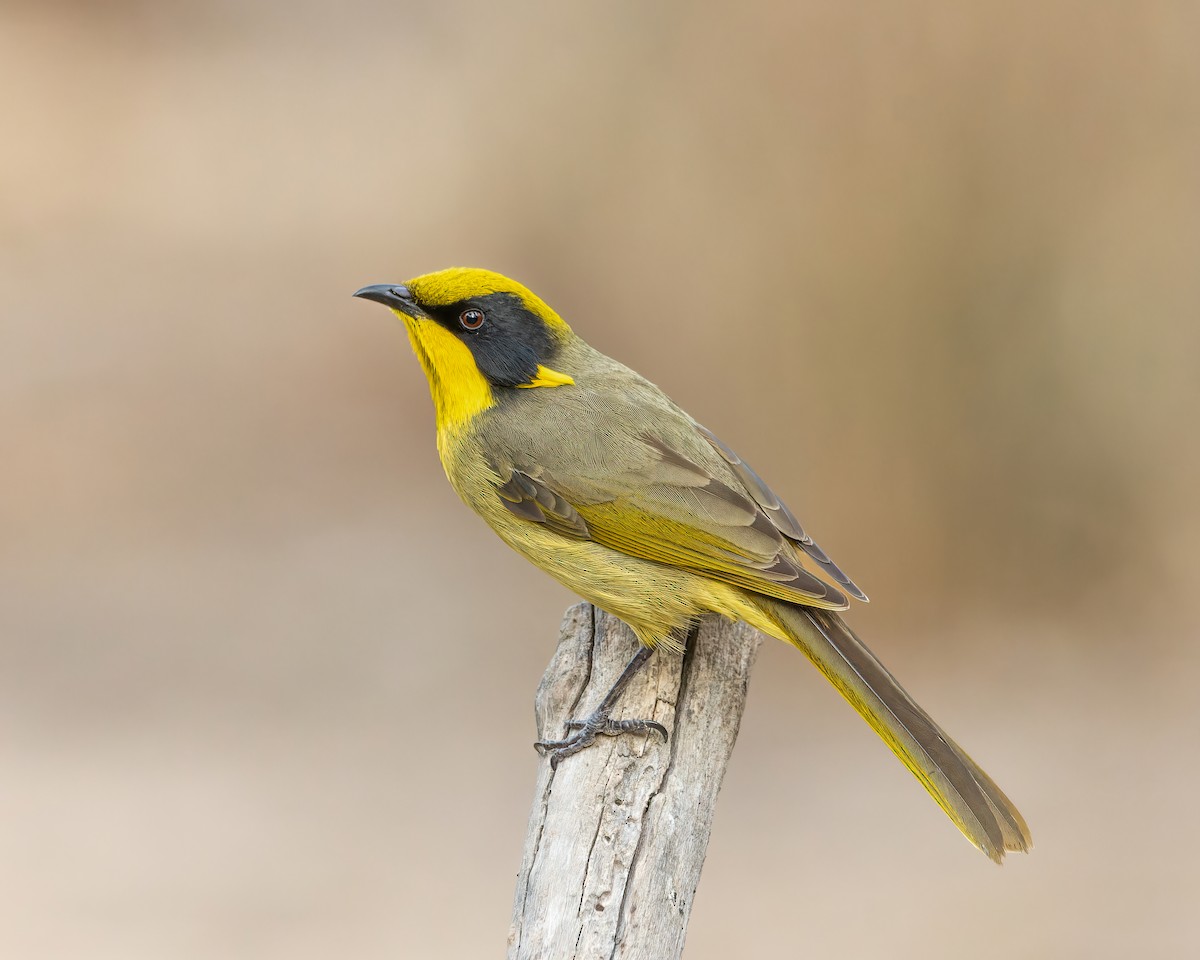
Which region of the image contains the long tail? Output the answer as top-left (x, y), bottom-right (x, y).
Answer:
top-left (765, 600), bottom-right (1031, 862)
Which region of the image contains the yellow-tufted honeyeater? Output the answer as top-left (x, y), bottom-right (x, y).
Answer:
top-left (354, 268), bottom-right (1031, 863)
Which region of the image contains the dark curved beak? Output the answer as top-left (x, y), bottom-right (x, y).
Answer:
top-left (352, 283), bottom-right (424, 317)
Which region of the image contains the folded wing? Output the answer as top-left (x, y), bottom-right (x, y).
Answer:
top-left (491, 423), bottom-right (865, 611)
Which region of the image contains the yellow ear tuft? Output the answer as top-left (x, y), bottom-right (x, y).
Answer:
top-left (517, 365), bottom-right (575, 389)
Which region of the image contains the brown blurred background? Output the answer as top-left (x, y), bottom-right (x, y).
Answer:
top-left (3, 1), bottom-right (1199, 957)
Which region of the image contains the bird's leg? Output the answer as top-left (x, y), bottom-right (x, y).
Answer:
top-left (534, 644), bottom-right (668, 768)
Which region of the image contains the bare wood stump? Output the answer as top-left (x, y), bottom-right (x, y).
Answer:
top-left (508, 603), bottom-right (763, 960)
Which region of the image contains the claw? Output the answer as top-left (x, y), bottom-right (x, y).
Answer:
top-left (561, 717), bottom-right (668, 738)
top-left (532, 644), bottom-right (667, 768)
top-left (534, 710), bottom-right (668, 767)
top-left (603, 718), bottom-right (669, 740)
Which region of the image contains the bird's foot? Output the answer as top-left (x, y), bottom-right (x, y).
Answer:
top-left (534, 710), bottom-right (668, 769)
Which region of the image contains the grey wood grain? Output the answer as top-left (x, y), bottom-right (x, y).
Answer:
top-left (508, 604), bottom-right (762, 960)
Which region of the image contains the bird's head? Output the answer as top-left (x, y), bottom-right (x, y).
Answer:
top-left (354, 267), bottom-right (576, 434)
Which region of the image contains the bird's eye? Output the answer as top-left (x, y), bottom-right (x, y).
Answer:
top-left (459, 308), bottom-right (485, 330)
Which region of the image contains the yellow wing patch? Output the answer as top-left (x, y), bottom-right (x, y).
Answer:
top-left (575, 500), bottom-right (851, 610)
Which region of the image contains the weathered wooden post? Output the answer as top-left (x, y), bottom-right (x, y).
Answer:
top-left (508, 603), bottom-right (762, 960)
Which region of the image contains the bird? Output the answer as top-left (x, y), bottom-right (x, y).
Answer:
top-left (353, 267), bottom-right (1031, 863)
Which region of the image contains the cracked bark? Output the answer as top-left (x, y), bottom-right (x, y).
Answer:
top-left (507, 603), bottom-right (762, 960)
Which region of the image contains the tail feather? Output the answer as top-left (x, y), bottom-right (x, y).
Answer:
top-left (767, 602), bottom-right (1031, 862)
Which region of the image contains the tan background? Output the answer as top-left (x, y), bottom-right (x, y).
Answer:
top-left (3, 2), bottom-right (1199, 957)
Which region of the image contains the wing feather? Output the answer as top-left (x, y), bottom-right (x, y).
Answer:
top-left (697, 425), bottom-right (867, 600)
top-left (489, 422), bottom-right (864, 611)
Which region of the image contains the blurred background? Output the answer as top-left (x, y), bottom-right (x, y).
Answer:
top-left (3, 1), bottom-right (1198, 957)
